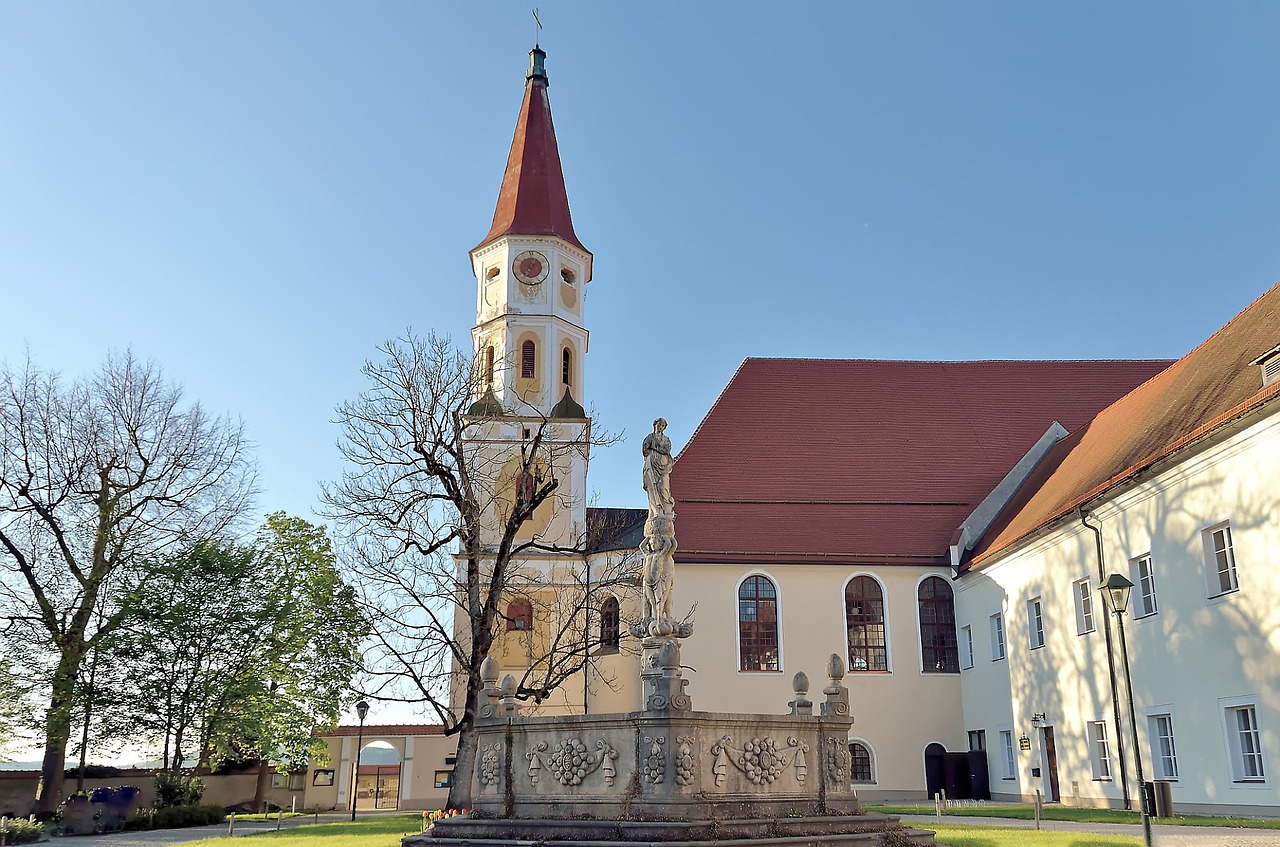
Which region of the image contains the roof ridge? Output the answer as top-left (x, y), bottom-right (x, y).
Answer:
top-left (674, 358), bottom-right (752, 464)
top-left (740, 356), bottom-right (1176, 366)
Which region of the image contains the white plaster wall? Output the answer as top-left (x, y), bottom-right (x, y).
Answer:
top-left (957, 409), bottom-right (1280, 814)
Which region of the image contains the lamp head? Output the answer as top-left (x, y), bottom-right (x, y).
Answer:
top-left (1101, 573), bottom-right (1134, 614)
top-left (356, 700), bottom-right (370, 722)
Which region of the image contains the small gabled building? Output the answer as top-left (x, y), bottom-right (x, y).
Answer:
top-left (955, 282), bottom-right (1280, 815)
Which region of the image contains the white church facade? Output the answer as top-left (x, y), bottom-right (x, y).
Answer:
top-left (313, 46), bottom-right (1280, 817)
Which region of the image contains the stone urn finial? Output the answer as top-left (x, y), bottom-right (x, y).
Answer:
top-left (790, 671), bottom-right (813, 715)
top-left (481, 655), bottom-right (499, 687)
top-left (821, 654), bottom-right (850, 717)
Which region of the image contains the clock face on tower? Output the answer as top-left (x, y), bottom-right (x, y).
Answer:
top-left (512, 251), bottom-right (550, 286)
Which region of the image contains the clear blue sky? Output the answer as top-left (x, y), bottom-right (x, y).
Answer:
top-left (4, 2), bottom-right (1279, 530)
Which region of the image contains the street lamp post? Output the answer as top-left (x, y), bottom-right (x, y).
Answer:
top-left (1100, 574), bottom-right (1153, 847)
top-left (351, 700), bottom-right (370, 822)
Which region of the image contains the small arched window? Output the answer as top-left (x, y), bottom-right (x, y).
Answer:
top-left (484, 346), bottom-right (495, 386)
top-left (919, 576), bottom-right (959, 673)
top-left (738, 576), bottom-right (779, 672)
top-left (599, 596), bottom-right (620, 648)
top-left (506, 599), bottom-right (532, 632)
top-left (521, 340), bottom-right (536, 379)
top-left (562, 347), bottom-right (572, 386)
top-left (850, 742), bottom-right (874, 784)
top-left (846, 576), bottom-right (887, 672)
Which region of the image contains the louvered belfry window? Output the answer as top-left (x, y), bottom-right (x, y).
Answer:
top-left (521, 340), bottom-right (536, 379)
top-left (562, 347), bottom-right (572, 385)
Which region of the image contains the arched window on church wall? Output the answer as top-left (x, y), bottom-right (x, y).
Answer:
top-left (738, 575), bottom-right (779, 672)
top-left (521, 340), bottom-right (536, 379)
top-left (919, 576), bottom-right (959, 673)
top-left (506, 599), bottom-right (532, 632)
top-left (599, 596), bottom-right (620, 648)
top-left (845, 576), bottom-right (888, 672)
top-left (850, 742), bottom-right (875, 784)
top-left (484, 346), bottom-right (495, 386)
top-left (562, 347), bottom-right (572, 386)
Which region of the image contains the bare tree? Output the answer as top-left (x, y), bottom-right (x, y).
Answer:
top-left (0, 352), bottom-right (256, 815)
top-left (323, 332), bottom-right (636, 808)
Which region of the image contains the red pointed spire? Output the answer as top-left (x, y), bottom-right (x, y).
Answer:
top-left (475, 47), bottom-right (587, 254)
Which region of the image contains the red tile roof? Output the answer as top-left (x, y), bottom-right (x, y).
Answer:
top-left (670, 358), bottom-right (1171, 567)
top-left (474, 49), bottom-right (586, 254)
top-left (969, 282), bottom-right (1280, 567)
top-left (318, 723), bottom-right (445, 738)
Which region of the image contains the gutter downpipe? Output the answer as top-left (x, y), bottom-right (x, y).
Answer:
top-left (1078, 507), bottom-right (1132, 811)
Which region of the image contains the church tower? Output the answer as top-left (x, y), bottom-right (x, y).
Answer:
top-left (465, 46), bottom-right (592, 545)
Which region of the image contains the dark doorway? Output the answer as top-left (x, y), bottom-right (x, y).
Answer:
top-left (1043, 727), bottom-right (1060, 802)
top-left (924, 743), bottom-right (946, 798)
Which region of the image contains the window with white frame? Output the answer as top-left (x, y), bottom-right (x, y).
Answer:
top-left (1149, 713), bottom-right (1179, 780)
top-left (1204, 522), bottom-right (1239, 597)
top-left (1027, 597), bottom-right (1045, 649)
top-left (1073, 577), bottom-right (1095, 635)
top-left (959, 624), bottom-right (974, 670)
top-left (1131, 554), bottom-right (1158, 618)
top-left (1088, 721), bottom-right (1112, 780)
top-left (1223, 702), bottom-right (1266, 783)
top-left (999, 730), bottom-right (1016, 779)
top-left (990, 612), bottom-right (1005, 661)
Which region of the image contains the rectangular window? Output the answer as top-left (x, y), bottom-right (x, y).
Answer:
top-left (1132, 554), bottom-right (1158, 618)
top-left (1089, 721), bottom-right (1112, 780)
top-left (999, 730), bottom-right (1016, 779)
top-left (990, 612), bottom-right (1005, 661)
top-left (1027, 598), bottom-right (1045, 649)
top-left (960, 624), bottom-right (974, 670)
top-left (288, 773), bottom-right (305, 790)
top-left (1074, 578), bottom-right (1095, 634)
top-left (1225, 704), bottom-right (1266, 782)
top-left (1149, 713), bottom-right (1179, 780)
top-left (968, 729), bottom-right (986, 751)
top-left (1205, 523), bottom-right (1239, 596)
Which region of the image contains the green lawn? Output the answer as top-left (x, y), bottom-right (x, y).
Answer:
top-left (871, 803), bottom-right (1280, 829)
top-left (925, 823), bottom-right (1140, 846)
top-left (193, 814), bottom-right (422, 847)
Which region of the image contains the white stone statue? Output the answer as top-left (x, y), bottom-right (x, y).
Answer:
top-left (639, 417), bottom-right (681, 638)
top-left (641, 417), bottom-right (674, 514)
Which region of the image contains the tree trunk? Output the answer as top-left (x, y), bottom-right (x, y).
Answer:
top-left (447, 724), bottom-right (478, 810)
top-left (34, 653), bottom-right (79, 816)
top-left (253, 760), bottom-right (272, 813)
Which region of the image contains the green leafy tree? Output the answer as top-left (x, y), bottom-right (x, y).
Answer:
top-left (238, 513), bottom-right (365, 811)
top-left (0, 352), bottom-right (256, 815)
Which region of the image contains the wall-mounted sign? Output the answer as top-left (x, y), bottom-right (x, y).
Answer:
top-left (434, 769), bottom-right (453, 789)
top-left (1019, 734), bottom-right (1032, 751)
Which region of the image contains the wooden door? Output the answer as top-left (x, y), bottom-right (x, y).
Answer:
top-left (1043, 727), bottom-right (1060, 802)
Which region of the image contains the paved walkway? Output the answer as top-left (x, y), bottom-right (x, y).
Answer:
top-left (900, 813), bottom-right (1280, 846)
top-left (47, 810), bottom-right (413, 846)
top-left (41, 811), bottom-right (1278, 847)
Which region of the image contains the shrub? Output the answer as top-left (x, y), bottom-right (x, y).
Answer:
top-left (124, 804), bottom-right (225, 830)
top-left (63, 764), bottom-right (123, 779)
top-left (0, 818), bottom-right (47, 844)
top-left (154, 772), bottom-right (205, 807)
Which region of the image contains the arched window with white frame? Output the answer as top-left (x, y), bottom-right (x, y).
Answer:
top-left (738, 575), bottom-right (779, 672)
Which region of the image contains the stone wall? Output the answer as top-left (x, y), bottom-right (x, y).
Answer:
top-left (470, 709), bottom-right (858, 820)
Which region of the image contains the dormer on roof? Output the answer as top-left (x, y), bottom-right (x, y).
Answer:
top-left (1249, 343), bottom-right (1280, 388)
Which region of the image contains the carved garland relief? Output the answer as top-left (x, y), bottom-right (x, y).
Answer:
top-left (675, 735), bottom-right (696, 786)
top-left (710, 735), bottom-right (809, 787)
top-left (479, 742), bottom-right (503, 790)
top-left (641, 736), bottom-right (666, 785)
top-left (825, 737), bottom-right (850, 786)
top-left (527, 738), bottom-right (618, 787)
